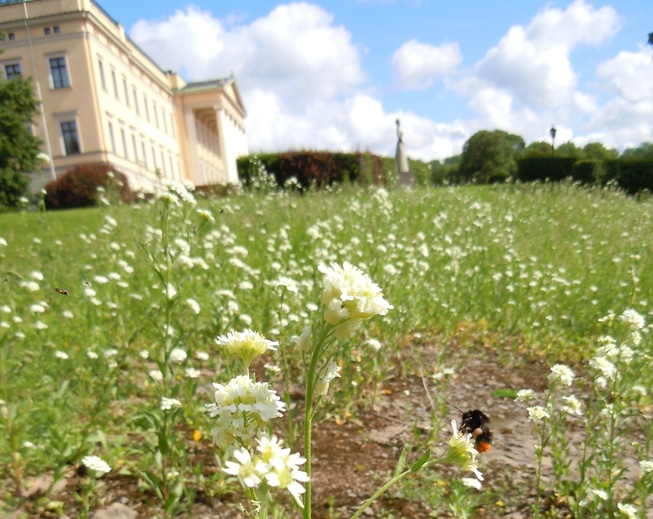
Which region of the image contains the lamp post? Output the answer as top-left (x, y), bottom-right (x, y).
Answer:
top-left (549, 126), bottom-right (557, 157)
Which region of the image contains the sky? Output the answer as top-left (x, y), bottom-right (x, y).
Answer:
top-left (103, 0), bottom-right (651, 162)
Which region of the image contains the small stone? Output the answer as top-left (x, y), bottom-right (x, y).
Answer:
top-left (92, 503), bottom-right (138, 519)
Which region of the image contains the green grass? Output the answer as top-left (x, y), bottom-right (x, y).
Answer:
top-left (0, 181), bottom-right (652, 516)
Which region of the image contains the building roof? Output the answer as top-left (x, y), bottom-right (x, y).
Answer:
top-left (179, 78), bottom-right (232, 93)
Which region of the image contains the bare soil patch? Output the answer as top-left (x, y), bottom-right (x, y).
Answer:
top-left (6, 339), bottom-right (564, 518)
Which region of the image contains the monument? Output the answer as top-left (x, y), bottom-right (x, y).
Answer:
top-left (395, 119), bottom-right (412, 187)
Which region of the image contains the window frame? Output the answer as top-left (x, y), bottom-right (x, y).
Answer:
top-left (46, 53), bottom-right (71, 89)
top-left (122, 76), bottom-right (130, 107)
top-left (132, 86), bottom-right (139, 115)
top-left (143, 94), bottom-right (150, 122)
top-left (97, 56), bottom-right (107, 91)
top-left (140, 138), bottom-right (148, 169)
top-left (107, 118), bottom-right (116, 154)
top-left (2, 60), bottom-right (22, 80)
top-left (120, 125), bottom-right (128, 159)
top-left (110, 67), bottom-right (119, 100)
top-left (55, 113), bottom-right (82, 156)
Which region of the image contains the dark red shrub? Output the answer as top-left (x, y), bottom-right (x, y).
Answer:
top-left (45, 163), bottom-right (132, 210)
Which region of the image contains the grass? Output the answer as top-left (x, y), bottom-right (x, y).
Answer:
top-left (1, 181), bottom-right (652, 517)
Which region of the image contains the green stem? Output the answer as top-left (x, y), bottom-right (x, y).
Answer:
top-left (350, 468), bottom-right (414, 519)
top-left (302, 321), bottom-right (334, 519)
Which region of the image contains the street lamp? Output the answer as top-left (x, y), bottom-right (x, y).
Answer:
top-left (549, 126), bottom-right (557, 157)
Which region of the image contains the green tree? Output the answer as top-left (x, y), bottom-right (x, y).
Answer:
top-left (0, 75), bottom-right (41, 208)
top-left (524, 141), bottom-right (554, 158)
top-left (621, 142), bottom-right (653, 160)
top-left (430, 154), bottom-right (461, 185)
top-left (458, 130), bottom-right (525, 184)
top-left (582, 142), bottom-right (618, 161)
top-left (555, 141), bottom-right (583, 158)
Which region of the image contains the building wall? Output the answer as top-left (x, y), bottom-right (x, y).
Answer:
top-left (0, 0), bottom-right (247, 193)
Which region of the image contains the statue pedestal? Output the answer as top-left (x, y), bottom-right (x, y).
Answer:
top-left (397, 171), bottom-right (413, 187)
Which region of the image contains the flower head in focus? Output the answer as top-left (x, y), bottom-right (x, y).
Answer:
top-left (440, 420), bottom-right (483, 481)
top-left (318, 262), bottom-right (392, 335)
top-left (206, 375), bottom-right (285, 447)
top-left (223, 435), bottom-right (308, 505)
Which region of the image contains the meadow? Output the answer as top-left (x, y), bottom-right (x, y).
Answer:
top-left (0, 181), bottom-right (652, 518)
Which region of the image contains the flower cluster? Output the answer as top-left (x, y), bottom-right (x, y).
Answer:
top-left (440, 420), bottom-right (484, 481)
top-left (224, 435), bottom-right (309, 504)
top-left (159, 180), bottom-right (197, 206)
top-left (206, 375), bottom-right (285, 447)
top-left (216, 329), bottom-right (278, 368)
top-left (81, 455), bottom-right (111, 475)
top-left (318, 262), bottom-right (393, 336)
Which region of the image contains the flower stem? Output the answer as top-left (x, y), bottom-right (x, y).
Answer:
top-left (350, 468), bottom-right (414, 519)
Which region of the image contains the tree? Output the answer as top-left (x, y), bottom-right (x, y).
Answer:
top-left (458, 130), bottom-right (525, 184)
top-left (621, 142), bottom-right (653, 160)
top-left (582, 142), bottom-right (618, 161)
top-left (430, 155), bottom-right (461, 185)
top-left (524, 141), bottom-right (554, 158)
top-left (555, 141), bottom-right (583, 159)
top-left (0, 75), bottom-right (41, 208)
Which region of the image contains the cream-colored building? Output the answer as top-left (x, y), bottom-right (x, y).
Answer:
top-left (0, 0), bottom-right (248, 192)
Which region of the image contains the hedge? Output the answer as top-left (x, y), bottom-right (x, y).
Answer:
top-left (237, 151), bottom-right (384, 190)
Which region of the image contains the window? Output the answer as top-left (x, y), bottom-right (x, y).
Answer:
top-left (9, 34), bottom-right (15, 41)
top-left (162, 107), bottom-right (167, 134)
top-left (160, 149), bottom-right (166, 174)
top-left (131, 133), bottom-right (138, 162)
top-left (49, 56), bottom-right (70, 89)
top-left (170, 114), bottom-right (175, 138)
top-left (60, 120), bottom-right (80, 155)
top-left (97, 58), bottom-right (106, 90)
top-left (132, 86), bottom-right (139, 115)
top-left (120, 127), bottom-right (128, 159)
top-left (141, 140), bottom-right (148, 169)
top-left (151, 144), bottom-right (157, 171)
top-left (108, 121), bottom-right (116, 153)
top-left (143, 94), bottom-right (149, 122)
top-left (4, 63), bottom-right (21, 80)
top-left (111, 69), bottom-right (118, 99)
top-left (44, 28), bottom-right (51, 35)
top-left (123, 77), bottom-right (129, 107)
top-left (153, 101), bottom-right (159, 128)
top-left (54, 26), bottom-right (60, 34)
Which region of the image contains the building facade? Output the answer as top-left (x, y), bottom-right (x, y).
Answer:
top-left (0, 0), bottom-right (248, 192)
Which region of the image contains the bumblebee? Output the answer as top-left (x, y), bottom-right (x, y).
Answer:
top-left (460, 409), bottom-right (493, 453)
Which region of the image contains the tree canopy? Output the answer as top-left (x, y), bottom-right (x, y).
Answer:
top-left (621, 142), bottom-right (653, 160)
top-left (458, 130), bottom-right (525, 184)
top-left (0, 75), bottom-right (41, 207)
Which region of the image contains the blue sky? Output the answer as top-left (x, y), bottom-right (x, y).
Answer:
top-left (103, 0), bottom-right (652, 161)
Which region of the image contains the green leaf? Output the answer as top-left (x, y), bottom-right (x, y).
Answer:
top-left (393, 446), bottom-right (407, 478)
top-left (410, 449), bottom-right (431, 472)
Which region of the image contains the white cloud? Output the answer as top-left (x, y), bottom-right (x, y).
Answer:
top-left (474, 0), bottom-right (619, 109)
top-left (585, 48), bottom-right (653, 148)
top-left (131, 3), bottom-right (364, 109)
top-left (597, 49), bottom-right (651, 102)
top-left (392, 40), bottom-right (462, 89)
top-left (128, 1), bottom-right (650, 163)
top-left (131, 6), bottom-right (225, 77)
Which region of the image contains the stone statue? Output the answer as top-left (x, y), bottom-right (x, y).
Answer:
top-left (395, 119), bottom-right (411, 186)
